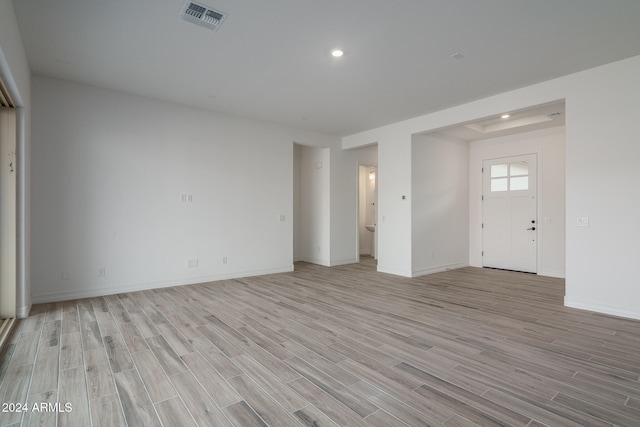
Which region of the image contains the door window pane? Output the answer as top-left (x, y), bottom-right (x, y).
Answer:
top-left (510, 176), bottom-right (529, 191)
top-left (491, 164), bottom-right (508, 178)
top-left (491, 178), bottom-right (508, 192)
top-left (510, 161), bottom-right (528, 176)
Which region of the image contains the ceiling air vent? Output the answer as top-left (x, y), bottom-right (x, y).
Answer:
top-left (181, 1), bottom-right (226, 31)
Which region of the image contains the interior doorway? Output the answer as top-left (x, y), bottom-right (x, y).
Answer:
top-left (482, 154), bottom-right (538, 273)
top-left (358, 164), bottom-right (377, 260)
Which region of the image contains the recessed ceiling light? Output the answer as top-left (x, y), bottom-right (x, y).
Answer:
top-left (501, 114), bottom-right (510, 119)
top-left (451, 53), bottom-right (464, 60)
top-left (331, 49), bottom-right (344, 58)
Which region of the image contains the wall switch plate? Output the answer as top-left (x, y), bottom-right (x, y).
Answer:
top-left (61, 271), bottom-right (69, 280)
top-left (188, 259), bottom-right (198, 268)
top-left (222, 256), bottom-right (228, 265)
top-left (98, 267), bottom-right (106, 277)
top-left (576, 217), bottom-right (589, 227)
top-left (280, 214), bottom-right (286, 222)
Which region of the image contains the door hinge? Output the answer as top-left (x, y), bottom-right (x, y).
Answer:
top-left (482, 195), bottom-right (484, 201)
top-left (481, 251), bottom-right (484, 256)
top-left (481, 223), bottom-right (484, 229)
top-left (482, 167), bottom-right (484, 173)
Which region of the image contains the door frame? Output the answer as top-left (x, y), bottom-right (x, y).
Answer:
top-left (481, 153), bottom-right (540, 273)
top-left (355, 162), bottom-right (378, 262)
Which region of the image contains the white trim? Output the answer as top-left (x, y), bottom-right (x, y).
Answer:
top-left (330, 258), bottom-right (358, 267)
top-left (295, 257), bottom-right (331, 267)
top-left (539, 271), bottom-right (565, 279)
top-left (564, 298), bottom-right (640, 321)
top-left (377, 265), bottom-right (412, 277)
top-left (16, 304), bottom-right (30, 319)
top-left (0, 317), bottom-right (16, 350)
top-left (32, 266), bottom-right (293, 304)
top-left (412, 263), bottom-right (468, 278)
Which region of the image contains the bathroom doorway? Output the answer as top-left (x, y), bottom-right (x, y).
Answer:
top-left (358, 164), bottom-right (377, 260)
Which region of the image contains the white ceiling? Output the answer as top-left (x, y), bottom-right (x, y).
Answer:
top-left (435, 101), bottom-right (566, 142)
top-left (12, 0), bottom-right (640, 136)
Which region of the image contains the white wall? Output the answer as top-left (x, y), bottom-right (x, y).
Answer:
top-left (31, 76), bottom-right (339, 302)
top-left (377, 133), bottom-right (414, 276)
top-left (344, 55), bottom-right (640, 320)
top-left (0, 1), bottom-right (31, 318)
top-left (564, 59), bottom-right (640, 319)
top-left (469, 126), bottom-right (565, 277)
top-left (293, 144), bottom-right (302, 260)
top-left (412, 133), bottom-right (469, 276)
top-left (294, 144), bottom-right (330, 265)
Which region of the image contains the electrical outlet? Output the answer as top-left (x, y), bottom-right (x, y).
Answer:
top-left (222, 256), bottom-right (228, 265)
top-left (98, 267), bottom-right (106, 277)
top-left (576, 217), bottom-right (589, 227)
top-left (188, 259), bottom-right (198, 268)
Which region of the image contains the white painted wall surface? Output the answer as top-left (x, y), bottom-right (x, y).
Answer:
top-left (412, 134), bottom-right (469, 276)
top-left (31, 76), bottom-right (338, 302)
top-left (0, 1), bottom-right (31, 317)
top-left (377, 133), bottom-right (413, 276)
top-left (469, 126), bottom-right (565, 277)
top-left (344, 55), bottom-right (640, 320)
top-left (293, 144), bottom-right (302, 260)
top-left (294, 144), bottom-right (330, 265)
top-left (563, 59), bottom-right (640, 319)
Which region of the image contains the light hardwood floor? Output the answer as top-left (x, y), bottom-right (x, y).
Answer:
top-left (1, 259), bottom-right (640, 426)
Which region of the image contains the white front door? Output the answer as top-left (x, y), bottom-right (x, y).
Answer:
top-left (482, 154), bottom-right (537, 273)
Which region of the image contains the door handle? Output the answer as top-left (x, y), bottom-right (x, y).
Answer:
top-left (527, 227), bottom-right (536, 231)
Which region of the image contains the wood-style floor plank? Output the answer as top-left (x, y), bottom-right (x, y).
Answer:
top-left (169, 370), bottom-right (233, 426)
top-left (58, 366), bottom-right (90, 427)
top-left (131, 349), bottom-right (176, 403)
top-left (1, 260), bottom-right (640, 426)
top-left (154, 396), bottom-right (197, 427)
top-left (89, 393), bottom-right (127, 427)
top-left (113, 369), bottom-right (161, 427)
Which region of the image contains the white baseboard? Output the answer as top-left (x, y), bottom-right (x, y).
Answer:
top-left (539, 271), bottom-right (565, 279)
top-left (412, 263), bottom-right (468, 278)
top-left (0, 318), bottom-right (16, 350)
top-left (296, 257), bottom-right (331, 267)
top-left (377, 265), bottom-right (412, 277)
top-left (32, 266), bottom-right (294, 304)
top-left (331, 258), bottom-right (359, 267)
top-left (17, 304), bottom-right (31, 319)
top-left (564, 298), bottom-right (640, 321)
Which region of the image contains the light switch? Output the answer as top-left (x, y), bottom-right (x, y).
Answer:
top-left (576, 217), bottom-right (589, 227)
